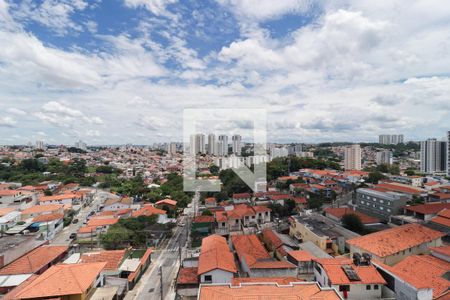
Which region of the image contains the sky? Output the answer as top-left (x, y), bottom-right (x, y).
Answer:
top-left (0, 0), bottom-right (449, 145)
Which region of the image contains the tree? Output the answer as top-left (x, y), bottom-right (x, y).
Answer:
top-left (366, 171), bottom-right (386, 184)
top-left (202, 209), bottom-right (213, 216)
top-left (209, 165), bottom-right (220, 175)
top-left (43, 189), bottom-right (52, 196)
top-left (100, 225), bottom-right (134, 250)
top-left (341, 214), bottom-right (365, 233)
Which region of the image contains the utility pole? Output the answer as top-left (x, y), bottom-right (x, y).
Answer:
top-left (178, 240), bottom-right (182, 265)
top-left (159, 266), bottom-right (163, 300)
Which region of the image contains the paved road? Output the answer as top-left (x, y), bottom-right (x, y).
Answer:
top-left (50, 190), bottom-right (113, 245)
top-left (130, 191), bottom-right (199, 300)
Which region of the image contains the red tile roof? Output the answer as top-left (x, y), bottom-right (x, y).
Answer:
top-left (155, 198), bottom-right (177, 206)
top-left (231, 277), bottom-right (301, 286)
top-left (316, 258), bottom-right (386, 285)
top-left (430, 245), bottom-right (450, 257)
top-left (131, 205), bottom-right (166, 217)
top-left (430, 209), bottom-right (450, 228)
top-left (375, 183), bottom-right (424, 195)
top-left (0, 245), bottom-right (68, 275)
top-left (14, 262), bottom-right (106, 299)
top-left (205, 197), bottom-right (216, 204)
top-left (232, 234), bottom-right (270, 267)
top-left (198, 283), bottom-right (341, 300)
top-left (324, 207), bottom-right (380, 224)
top-left (287, 250), bottom-right (315, 262)
top-left (32, 213), bottom-right (64, 223)
top-left (347, 224), bottom-right (445, 257)
top-left (38, 193), bottom-right (78, 202)
top-left (232, 193), bottom-right (251, 199)
top-left (404, 203), bottom-right (450, 215)
top-left (79, 250), bottom-right (127, 271)
top-left (198, 235), bottom-right (237, 275)
top-left (177, 267), bottom-right (198, 285)
top-left (0, 207), bottom-right (15, 217)
top-left (193, 215), bottom-right (214, 223)
top-left (381, 255), bottom-right (450, 298)
top-left (21, 204), bottom-right (64, 215)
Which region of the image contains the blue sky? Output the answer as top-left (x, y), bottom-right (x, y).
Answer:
top-left (0, 0), bottom-right (449, 145)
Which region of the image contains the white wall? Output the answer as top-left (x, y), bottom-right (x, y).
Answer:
top-left (200, 269), bottom-right (233, 284)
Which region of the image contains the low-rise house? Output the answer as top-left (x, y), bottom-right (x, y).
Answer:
top-left (0, 211), bottom-right (21, 232)
top-left (197, 235), bottom-right (237, 284)
top-left (38, 193), bottom-right (80, 206)
top-left (30, 213), bottom-right (64, 240)
top-left (232, 193), bottom-right (251, 204)
top-left (0, 191), bottom-right (34, 210)
top-left (324, 207), bottom-right (381, 225)
top-left (403, 203), bottom-right (450, 222)
top-left (12, 262), bottom-right (106, 300)
top-left (154, 198), bottom-right (177, 209)
top-left (102, 197), bottom-right (132, 211)
top-left (20, 204), bottom-right (64, 220)
top-left (314, 257), bottom-right (386, 300)
top-left (192, 215), bottom-right (214, 235)
top-left (78, 249), bottom-right (127, 276)
top-left (204, 197), bottom-right (217, 208)
top-left (231, 234), bottom-right (296, 278)
top-left (289, 215), bottom-right (334, 254)
top-left (214, 204), bottom-right (271, 234)
top-left (428, 209), bottom-right (450, 238)
top-left (131, 204), bottom-right (168, 223)
top-left (198, 282), bottom-right (342, 300)
top-left (347, 223), bottom-right (444, 265)
top-left (261, 229), bottom-right (298, 259)
top-left (373, 248), bottom-right (450, 300)
top-left (78, 218), bottom-right (119, 238)
top-left (0, 245), bottom-right (68, 294)
top-left (287, 250), bottom-right (315, 278)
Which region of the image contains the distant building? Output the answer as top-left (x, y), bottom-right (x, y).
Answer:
top-left (190, 134), bottom-right (206, 155)
top-left (74, 140), bottom-right (87, 151)
top-left (35, 140), bottom-right (45, 150)
top-left (376, 150), bottom-right (393, 165)
top-left (420, 138), bottom-right (447, 174)
top-left (379, 134), bottom-right (404, 145)
top-left (447, 131), bottom-right (450, 176)
top-left (355, 187), bottom-right (409, 221)
top-left (167, 142), bottom-right (177, 155)
top-left (207, 134), bottom-right (216, 155)
top-left (231, 134), bottom-right (242, 155)
top-left (344, 144), bottom-right (361, 170)
top-left (217, 135), bottom-right (228, 156)
top-left (270, 147), bottom-right (288, 160)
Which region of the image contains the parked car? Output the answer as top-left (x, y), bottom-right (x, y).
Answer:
top-left (72, 219), bottom-right (79, 224)
top-left (69, 233), bottom-right (77, 239)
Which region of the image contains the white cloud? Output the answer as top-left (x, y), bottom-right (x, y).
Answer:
top-left (123, 0), bottom-right (176, 16)
top-left (11, 0), bottom-right (88, 35)
top-left (0, 116), bottom-right (16, 127)
top-left (218, 0), bottom-right (312, 21)
top-left (7, 108), bottom-right (26, 115)
top-left (34, 101), bottom-right (103, 127)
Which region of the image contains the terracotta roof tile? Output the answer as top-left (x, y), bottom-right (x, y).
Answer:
top-left (193, 215), bottom-right (214, 223)
top-left (316, 258), bottom-right (386, 285)
top-left (287, 250), bottom-right (316, 262)
top-left (155, 199), bottom-right (177, 206)
top-left (177, 267), bottom-right (198, 285)
top-left (404, 203), bottom-right (450, 215)
top-left (381, 255), bottom-right (450, 298)
top-left (430, 245), bottom-right (450, 257)
top-left (14, 262), bottom-right (106, 299)
top-left (21, 204), bottom-right (64, 215)
top-left (0, 245), bottom-right (68, 275)
top-left (198, 235), bottom-right (237, 275)
top-left (32, 213), bottom-right (64, 223)
top-left (79, 250), bottom-right (127, 271)
top-left (324, 207), bottom-right (380, 224)
top-left (131, 205), bottom-right (166, 217)
top-left (231, 277), bottom-right (301, 286)
top-left (198, 283), bottom-right (341, 300)
top-left (347, 224), bottom-right (444, 257)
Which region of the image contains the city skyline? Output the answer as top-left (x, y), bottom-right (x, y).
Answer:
top-left (0, 1), bottom-right (450, 144)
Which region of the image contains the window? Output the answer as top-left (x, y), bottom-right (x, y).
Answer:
top-left (339, 285), bottom-right (350, 291)
top-left (374, 285), bottom-right (379, 290)
top-left (204, 275), bottom-right (212, 282)
top-left (366, 285), bottom-right (371, 290)
top-left (314, 264), bottom-right (322, 275)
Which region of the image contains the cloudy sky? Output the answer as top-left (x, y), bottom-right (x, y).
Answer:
top-left (0, 0), bottom-right (449, 145)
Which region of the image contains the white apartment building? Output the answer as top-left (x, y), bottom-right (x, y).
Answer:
top-left (420, 138), bottom-right (447, 174)
top-left (218, 135), bottom-right (228, 156)
top-left (344, 144), bottom-right (362, 170)
top-left (190, 134), bottom-right (206, 155)
top-left (376, 150), bottom-right (393, 165)
top-left (447, 131), bottom-right (450, 176)
top-left (270, 147), bottom-right (288, 160)
top-left (207, 133), bottom-right (216, 155)
top-left (379, 134), bottom-right (404, 145)
top-left (231, 134), bottom-right (242, 155)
